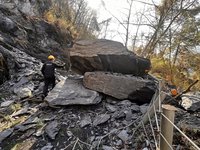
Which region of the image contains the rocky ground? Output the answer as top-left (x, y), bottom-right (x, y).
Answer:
top-left (0, 73), bottom-right (199, 150)
top-left (0, 75), bottom-right (150, 150)
top-left (0, 1), bottom-right (199, 149)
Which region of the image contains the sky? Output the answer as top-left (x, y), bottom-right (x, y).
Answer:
top-left (86, 0), bottom-right (160, 47)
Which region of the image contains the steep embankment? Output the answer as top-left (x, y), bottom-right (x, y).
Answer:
top-left (0, 0), bottom-right (72, 85)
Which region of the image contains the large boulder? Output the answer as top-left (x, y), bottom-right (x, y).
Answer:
top-left (45, 77), bottom-right (102, 106)
top-left (70, 39), bottom-right (150, 76)
top-left (83, 72), bottom-right (156, 104)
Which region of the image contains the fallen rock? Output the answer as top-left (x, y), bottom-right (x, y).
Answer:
top-left (83, 72), bottom-right (155, 104)
top-left (45, 78), bottom-right (102, 106)
top-left (11, 105), bottom-right (29, 117)
top-left (45, 121), bottom-right (59, 140)
top-left (112, 110), bottom-right (126, 119)
top-left (80, 116), bottom-right (92, 128)
top-left (41, 143), bottom-right (53, 150)
top-left (15, 124), bottom-right (36, 132)
top-left (0, 128), bottom-right (14, 143)
top-left (102, 145), bottom-right (114, 150)
top-left (0, 100), bottom-right (14, 107)
top-left (0, 15), bottom-right (17, 33)
top-left (105, 104), bottom-right (117, 113)
top-left (22, 116), bottom-right (40, 125)
top-left (93, 114), bottom-right (110, 126)
top-left (140, 104), bottom-right (149, 114)
top-left (14, 87), bottom-right (32, 99)
top-left (70, 39), bottom-right (150, 75)
top-left (117, 130), bottom-right (129, 142)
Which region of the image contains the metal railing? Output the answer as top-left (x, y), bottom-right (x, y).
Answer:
top-left (134, 79), bottom-right (200, 150)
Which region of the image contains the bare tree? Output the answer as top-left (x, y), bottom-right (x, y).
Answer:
top-left (101, 0), bottom-right (134, 48)
top-left (141, 0), bottom-right (198, 57)
top-left (49, 0), bottom-right (99, 38)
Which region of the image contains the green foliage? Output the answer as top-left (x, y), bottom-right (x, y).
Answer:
top-left (150, 54), bottom-right (200, 91)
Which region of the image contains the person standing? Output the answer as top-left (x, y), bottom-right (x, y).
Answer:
top-left (41, 55), bottom-right (63, 98)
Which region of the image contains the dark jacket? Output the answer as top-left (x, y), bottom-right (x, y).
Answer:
top-left (41, 61), bottom-right (60, 78)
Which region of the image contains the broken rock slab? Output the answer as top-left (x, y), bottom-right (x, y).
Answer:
top-left (80, 115), bottom-right (92, 128)
top-left (70, 39), bottom-right (150, 76)
top-left (117, 130), bottom-right (129, 142)
top-left (83, 72), bottom-right (155, 104)
top-left (0, 128), bottom-right (14, 143)
top-left (45, 121), bottom-right (59, 140)
top-left (93, 114), bottom-right (110, 126)
top-left (14, 87), bottom-right (32, 99)
top-left (45, 78), bottom-right (102, 106)
top-left (0, 100), bottom-right (14, 107)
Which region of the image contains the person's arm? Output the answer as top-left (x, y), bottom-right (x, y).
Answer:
top-left (41, 64), bottom-right (45, 75)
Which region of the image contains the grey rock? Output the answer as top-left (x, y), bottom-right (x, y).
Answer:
top-left (0, 128), bottom-right (14, 143)
top-left (90, 136), bottom-right (95, 142)
top-left (112, 110), bottom-right (126, 119)
top-left (0, 100), bottom-right (14, 107)
top-left (45, 78), bottom-right (102, 106)
top-left (131, 113), bottom-right (140, 120)
top-left (35, 127), bottom-right (45, 137)
top-left (22, 117), bottom-right (40, 125)
top-left (70, 39), bottom-right (150, 76)
top-left (80, 116), bottom-right (92, 128)
top-left (125, 110), bottom-right (133, 121)
top-left (14, 87), bottom-right (32, 99)
top-left (116, 140), bottom-right (123, 146)
top-left (83, 72), bottom-right (155, 103)
top-left (91, 141), bottom-right (99, 149)
top-left (140, 104), bottom-right (149, 114)
top-left (66, 131), bottom-right (73, 137)
top-left (105, 104), bottom-right (117, 113)
top-left (93, 114), bottom-right (110, 126)
top-left (20, 129), bottom-right (35, 139)
top-left (11, 106), bottom-right (29, 117)
top-left (188, 101), bottom-right (200, 112)
top-left (106, 97), bottom-right (118, 104)
top-left (12, 77), bottom-right (29, 89)
top-left (117, 130), bottom-right (129, 142)
top-left (130, 104), bottom-right (140, 112)
top-left (102, 145), bottom-right (114, 150)
top-left (41, 143), bottom-right (53, 150)
top-left (0, 16), bottom-right (17, 32)
top-left (117, 100), bottom-right (132, 106)
top-left (45, 121), bottom-right (59, 140)
top-left (15, 124), bottom-right (36, 132)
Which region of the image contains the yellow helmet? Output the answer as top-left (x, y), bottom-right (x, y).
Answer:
top-left (48, 55), bottom-right (55, 60)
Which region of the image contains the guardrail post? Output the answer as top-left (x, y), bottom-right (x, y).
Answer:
top-left (160, 104), bottom-right (177, 150)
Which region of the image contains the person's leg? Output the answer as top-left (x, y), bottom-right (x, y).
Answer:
top-left (43, 77), bottom-right (50, 97)
top-left (51, 76), bottom-right (56, 89)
